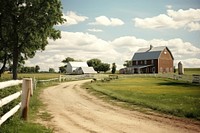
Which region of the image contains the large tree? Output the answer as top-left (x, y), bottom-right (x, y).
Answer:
top-left (87, 58), bottom-right (110, 73)
top-left (0, 0), bottom-right (65, 79)
top-left (98, 63), bottom-right (110, 73)
top-left (87, 58), bottom-right (102, 72)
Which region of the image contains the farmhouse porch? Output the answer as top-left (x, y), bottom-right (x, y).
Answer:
top-left (120, 64), bottom-right (155, 74)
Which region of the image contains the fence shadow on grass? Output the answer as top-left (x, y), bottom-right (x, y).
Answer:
top-left (157, 81), bottom-right (197, 88)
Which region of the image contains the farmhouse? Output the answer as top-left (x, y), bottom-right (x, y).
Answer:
top-left (120, 45), bottom-right (174, 74)
top-left (66, 62), bottom-right (96, 74)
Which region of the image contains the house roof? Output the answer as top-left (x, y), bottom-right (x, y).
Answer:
top-left (68, 62), bottom-right (88, 67)
top-left (132, 46), bottom-right (173, 60)
top-left (80, 67), bottom-right (97, 74)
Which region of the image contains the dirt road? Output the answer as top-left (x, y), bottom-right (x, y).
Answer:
top-left (40, 80), bottom-right (200, 133)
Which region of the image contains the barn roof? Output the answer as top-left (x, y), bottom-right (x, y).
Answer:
top-left (132, 46), bottom-right (173, 60)
top-left (81, 67), bottom-right (97, 74)
top-left (68, 62), bottom-right (88, 67)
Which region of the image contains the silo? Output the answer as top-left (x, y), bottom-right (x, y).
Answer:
top-left (178, 61), bottom-right (184, 75)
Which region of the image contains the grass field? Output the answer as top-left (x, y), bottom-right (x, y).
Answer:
top-left (183, 68), bottom-right (200, 75)
top-left (0, 73), bottom-right (61, 81)
top-left (89, 77), bottom-right (200, 120)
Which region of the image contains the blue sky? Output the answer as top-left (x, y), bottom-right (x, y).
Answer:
top-left (25, 0), bottom-right (200, 71)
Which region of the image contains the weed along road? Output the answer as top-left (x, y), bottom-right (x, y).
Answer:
top-left (40, 80), bottom-right (200, 133)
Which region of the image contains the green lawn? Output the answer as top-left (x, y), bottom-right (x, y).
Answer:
top-left (89, 77), bottom-right (200, 120)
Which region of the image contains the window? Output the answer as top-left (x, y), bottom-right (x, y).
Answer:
top-left (136, 61), bottom-right (138, 65)
top-left (144, 60), bottom-right (147, 64)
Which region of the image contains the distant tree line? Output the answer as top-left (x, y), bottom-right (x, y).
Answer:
top-left (19, 65), bottom-right (40, 73)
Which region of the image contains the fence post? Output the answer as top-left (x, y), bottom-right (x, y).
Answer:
top-left (32, 76), bottom-right (36, 90)
top-left (21, 78), bottom-right (32, 120)
top-left (59, 75), bottom-right (62, 82)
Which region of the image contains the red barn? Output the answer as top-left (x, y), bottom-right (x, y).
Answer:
top-left (130, 45), bottom-right (174, 74)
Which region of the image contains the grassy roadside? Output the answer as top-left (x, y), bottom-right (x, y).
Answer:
top-left (0, 73), bottom-right (61, 81)
top-left (85, 77), bottom-right (200, 120)
top-left (0, 74), bottom-right (60, 133)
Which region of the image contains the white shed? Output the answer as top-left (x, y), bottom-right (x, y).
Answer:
top-left (66, 62), bottom-right (91, 74)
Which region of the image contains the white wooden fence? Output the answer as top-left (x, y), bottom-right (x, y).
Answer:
top-left (0, 75), bottom-right (69, 126)
top-left (0, 78), bottom-right (33, 126)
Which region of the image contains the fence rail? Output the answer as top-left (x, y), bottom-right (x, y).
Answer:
top-left (0, 91), bottom-right (22, 108)
top-left (0, 80), bottom-right (23, 90)
top-left (0, 103), bottom-right (21, 125)
top-left (37, 78), bottom-right (59, 82)
top-left (0, 75), bottom-right (72, 126)
top-left (0, 79), bottom-right (32, 126)
top-left (0, 80), bottom-right (23, 126)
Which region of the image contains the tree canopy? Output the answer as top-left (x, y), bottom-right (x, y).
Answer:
top-left (49, 68), bottom-right (55, 73)
top-left (62, 57), bottom-right (75, 63)
top-left (59, 65), bottom-right (67, 73)
top-left (123, 60), bottom-right (132, 67)
top-left (87, 58), bottom-right (110, 73)
top-left (111, 63), bottom-right (116, 74)
top-left (0, 0), bottom-right (65, 79)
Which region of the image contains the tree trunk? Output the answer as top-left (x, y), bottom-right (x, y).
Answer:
top-left (12, 48), bottom-right (19, 80)
top-left (12, 14), bottom-right (19, 80)
top-left (0, 53), bottom-right (7, 77)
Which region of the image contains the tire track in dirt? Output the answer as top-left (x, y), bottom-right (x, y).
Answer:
top-left (40, 80), bottom-right (200, 133)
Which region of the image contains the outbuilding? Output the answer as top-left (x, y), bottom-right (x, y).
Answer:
top-left (66, 62), bottom-right (96, 74)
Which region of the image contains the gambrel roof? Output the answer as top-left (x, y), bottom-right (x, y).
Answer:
top-left (132, 46), bottom-right (174, 60)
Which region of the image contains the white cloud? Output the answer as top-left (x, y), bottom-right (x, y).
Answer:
top-left (59, 11), bottom-right (88, 26)
top-left (167, 8), bottom-right (200, 21)
top-left (148, 38), bottom-right (200, 59)
top-left (135, 14), bottom-right (175, 29)
top-left (166, 5), bottom-right (172, 9)
top-left (25, 32), bottom-right (200, 71)
top-left (134, 8), bottom-right (200, 31)
top-left (88, 28), bottom-right (103, 32)
top-left (180, 58), bottom-right (200, 68)
top-left (187, 22), bottom-right (200, 31)
top-left (90, 16), bottom-right (124, 26)
top-left (25, 31), bottom-right (117, 71)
